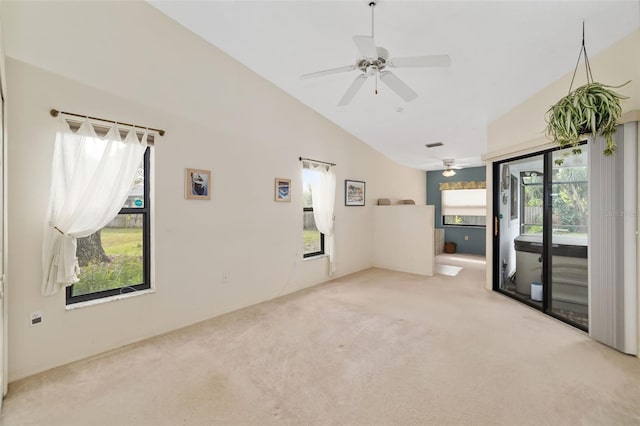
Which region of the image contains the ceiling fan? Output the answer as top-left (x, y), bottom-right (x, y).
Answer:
top-left (300, 1), bottom-right (451, 106)
top-left (438, 159), bottom-right (466, 177)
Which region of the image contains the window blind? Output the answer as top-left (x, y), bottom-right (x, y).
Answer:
top-left (441, 188), bottom-right (486, 216)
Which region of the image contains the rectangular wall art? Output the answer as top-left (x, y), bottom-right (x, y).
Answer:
top-left (275, 178), bottom-right (291, 202)
top-left (345, 179), bottom-right (365, 206)
top-left (185, 168), bottom-right (211, 200)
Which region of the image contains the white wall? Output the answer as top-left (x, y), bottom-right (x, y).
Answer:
top-left (2, 2), bottom-right (426, 381)
top-left (373, 205), bottom-right (435, 276)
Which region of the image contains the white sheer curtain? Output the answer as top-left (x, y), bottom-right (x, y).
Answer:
top-left (41, 118), bottom-right (148, 296)
top-left (305, 161), bottom-right (337, 275)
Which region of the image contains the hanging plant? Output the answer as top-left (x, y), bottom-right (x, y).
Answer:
top-left (545, 24), bottom-right (630, 163)
top-left (546, 82), bottom-right (629, 154)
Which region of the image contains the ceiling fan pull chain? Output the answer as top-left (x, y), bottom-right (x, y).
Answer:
top-left (375, 72), bottom-right (378, 94)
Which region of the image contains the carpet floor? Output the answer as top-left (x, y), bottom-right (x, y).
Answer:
top-left (2, 256), bottom-right (640, 425)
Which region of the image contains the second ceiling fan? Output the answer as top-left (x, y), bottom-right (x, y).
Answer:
top-left (301, 1), bottom-right (451, 106)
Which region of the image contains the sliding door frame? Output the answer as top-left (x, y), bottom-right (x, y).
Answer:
top-left (492, 143), bottom-right (588, 332)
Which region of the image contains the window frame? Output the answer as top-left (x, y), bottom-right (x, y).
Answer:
top-left (519, 171), bottom-right (544, 234)
top-left (302, 166), bottom-right (325, 258)
top-left (66, 147), bottom-right (151, 305)
top-left (441, 188), bottom-right (487, 228)
top-left (302, 206), bottom-right (325, 258)
top-left (442, 215), bottom-right (487, 227)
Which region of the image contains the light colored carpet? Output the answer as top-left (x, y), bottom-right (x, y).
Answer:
top-left (2, 258), bottom-right (640, 425)
top-left (436, 264), bottom-right (463, 276)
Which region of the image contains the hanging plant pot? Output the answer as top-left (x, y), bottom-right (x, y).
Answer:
top-left (544, 23), bottom-right (630, 163)
top-left (546, 81), bottom-right (629, 156)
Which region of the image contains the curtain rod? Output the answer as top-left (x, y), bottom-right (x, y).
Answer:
top-left (50, 109), bottom-right (165, 136)
top-left (299, 157), bottom-right (336, 166)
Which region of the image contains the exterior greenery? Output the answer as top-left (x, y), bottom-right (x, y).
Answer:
top-left (72, 227), bottom-right (143, 296)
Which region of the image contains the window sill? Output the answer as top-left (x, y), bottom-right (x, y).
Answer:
top-left (303, 254), bottom-right (328, 261)
top-left (65, 288), bottom-right (155, 311)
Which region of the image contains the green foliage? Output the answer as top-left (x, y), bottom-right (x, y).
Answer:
top-left (546, 82), bottom-right (629, 163)
top-left (552, 166), bottom-right (588, 231)
top-left (73, 256), bottom-right (142, 296)
top-left (73, 227), bottom-right (143, 296)
top-left (524, 225), bottom-right (543, 234)
top-left (101, 227), bottom-right (143, 256)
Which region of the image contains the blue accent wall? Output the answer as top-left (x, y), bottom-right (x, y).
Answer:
top-left (427, 166), bottom-right (486, 255)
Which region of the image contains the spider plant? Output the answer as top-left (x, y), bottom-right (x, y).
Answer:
top-left (545, 81), bottom-right (629, 161)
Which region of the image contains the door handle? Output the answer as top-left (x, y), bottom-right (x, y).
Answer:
top-left (494, 216), bottom-right (498, 237)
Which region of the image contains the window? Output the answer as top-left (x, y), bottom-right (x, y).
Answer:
top-left (302, 168), bottom-right (324, 257)
top-left (520, 171), bottom-right (543, 234)
top-left (66, 147), bottom-right (151, 304)
top-left (442, 188), bottom-right (486, 227)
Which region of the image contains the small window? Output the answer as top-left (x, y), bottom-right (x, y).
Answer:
top-left (442, 188), bottom-right (486, 227)
top-left (66, 148), bottom-right (151, 304)
top-left (302, 168), bottom-right (324, 257)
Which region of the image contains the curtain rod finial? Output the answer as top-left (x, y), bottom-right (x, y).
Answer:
top-left (159, 130), bottom-right (165, 136)
top-left (50, 109), bottom-right (59, 117)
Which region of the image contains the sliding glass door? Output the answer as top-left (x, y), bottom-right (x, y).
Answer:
top-left (549, 149), bottom-right (588, 328)
top-left (495, 154), bottom-right (545, 309)
top-left (493, 145), bottom-right (589, 331)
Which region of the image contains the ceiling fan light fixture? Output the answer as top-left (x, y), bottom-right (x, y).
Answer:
top-left (442, 168), bottom-right (456, 177)
top-left (299, 0), bottom-right (451, 106)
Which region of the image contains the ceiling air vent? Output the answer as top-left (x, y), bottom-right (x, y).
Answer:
top-left (425, 142), bottom-right (443, 148)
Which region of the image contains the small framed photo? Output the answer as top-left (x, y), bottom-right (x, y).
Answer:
top-left (345, 179), bottom-right (365, 206)
top-left (274, 178), bottom-right (291, 202)
top-left (185, 168), bottom-right (211, 200)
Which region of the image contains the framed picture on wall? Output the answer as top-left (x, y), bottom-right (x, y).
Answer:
top-left (185, 168), bottom-right (211, 200)
top-left (510, 174), bottom-right (518, 219)
top-left (274, 178), bottom-right (291, 202)
top-left (345, 180), bottom-right (365, 206)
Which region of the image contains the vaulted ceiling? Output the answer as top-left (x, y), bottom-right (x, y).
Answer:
top-left (153, 1), bottom-right (638, 169)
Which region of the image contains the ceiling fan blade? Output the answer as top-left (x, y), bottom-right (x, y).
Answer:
top-left (352, 35), bottom-right (378, 59)
top-left (300, 65), bottom-right (357, 80)
top-left (379, 71), bottom-right (418, 102)
top-left (337, 74), bottom-right (368, 106)
top-left (388, 55), bottom-right (451, 68)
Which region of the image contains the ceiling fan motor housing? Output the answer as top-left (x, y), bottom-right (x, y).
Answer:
top-left (357, 47), bottom-right (389, 74)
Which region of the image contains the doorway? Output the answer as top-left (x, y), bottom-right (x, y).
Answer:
top-left (493, 145), bottom-right (589, 331)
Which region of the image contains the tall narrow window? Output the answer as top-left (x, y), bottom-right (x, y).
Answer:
top-left (66, 147), bottom-right (151, 304)
top-left (302, 168), bottom-right (324, 257)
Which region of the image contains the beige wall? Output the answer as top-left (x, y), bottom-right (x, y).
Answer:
top-left (3, 2), bottom-right (426, 381)
top-left (373, 205), bottom-right (435, 276)
top-left (488, 29), bottom-right (640, 157)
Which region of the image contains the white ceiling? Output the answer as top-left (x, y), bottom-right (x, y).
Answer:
top-left (149, 1), bottom-right (640, 170)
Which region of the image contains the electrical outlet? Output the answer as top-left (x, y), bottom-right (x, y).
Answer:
top-left (464, 235), bottom-right (469, 241)
top-left (222, 272), bottom-right (230, 284)
top-left (30, 311), bottom-right (43, 327)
